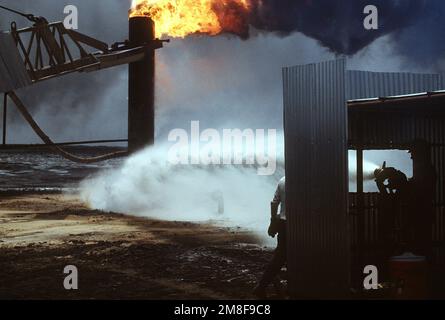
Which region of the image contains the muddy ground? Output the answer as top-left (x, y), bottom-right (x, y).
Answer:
top-left (0, 192), bottom-right (284, 300)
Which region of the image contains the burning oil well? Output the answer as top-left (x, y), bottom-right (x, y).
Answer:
top-left (2, 0), bottom-right (441, 156)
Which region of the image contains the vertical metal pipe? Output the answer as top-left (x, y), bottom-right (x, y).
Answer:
top-left (128, 17), bottom-right (155, 152)
top-left (357, 150), bottom-right (364, 214)
top-left (356, 147), bottom-right (365, 280)
top-left (356, 111), bottom-right (365, 279)
top-left (2, 93), bottom-right (7, 145)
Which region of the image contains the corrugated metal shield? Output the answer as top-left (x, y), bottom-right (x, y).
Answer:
top-left (347, 70), bottom-right (445, 100)
top-left (0, 32), bottom-right (32, 93)
top-left (283, 59), bottom-right (350, 298)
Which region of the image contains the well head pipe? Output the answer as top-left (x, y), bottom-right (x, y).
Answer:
top-left (128, 16), bottom-right (155, 152)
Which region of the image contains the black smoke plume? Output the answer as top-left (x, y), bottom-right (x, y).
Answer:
top-left (215, 0), bottom-right (435, 55)
top-left (0, 0), bottom-right (443, 143)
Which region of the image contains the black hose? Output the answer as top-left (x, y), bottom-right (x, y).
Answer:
top-left (8, 91), bottom-right (129, 164)
top-left (0, 5), bottom-right (28, 16)
top-left (0, 5), bottom-right (42, 23)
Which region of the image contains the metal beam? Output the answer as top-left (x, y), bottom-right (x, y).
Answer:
top-left (8, 20), bottom-right (166, 85)
top-left (356, 147), bottom-right (365, 283)
top-left (355, 114), bottom-right (365, 289)
top-left (0, 139), bottom-right (128, 150)
top-left (65, 28), bottom-right (110, 53)
top-left (2, 93), bottom-right (7, 145)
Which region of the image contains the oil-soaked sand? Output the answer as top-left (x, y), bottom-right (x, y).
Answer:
top-left (0, 192), bottom-right (285, 300)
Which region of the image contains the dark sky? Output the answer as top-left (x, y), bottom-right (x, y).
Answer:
top-left (0, 0), bottom-right (443, 144)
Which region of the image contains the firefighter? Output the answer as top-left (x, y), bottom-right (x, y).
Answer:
top-left (373, 163), bottom-right (410, 274)
top-left (373, 140), bottom-right (436, 260)
top-left (254, 176), bottom-right (286, 298)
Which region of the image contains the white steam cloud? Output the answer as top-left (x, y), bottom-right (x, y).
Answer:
top-left (80, 136), bottom-right (285, 244)
top-left (79, 134), bottom-right (410, 244)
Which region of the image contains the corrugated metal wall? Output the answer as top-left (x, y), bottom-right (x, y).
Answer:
top-left (283, 59), bottom-right (350, 298)
top-left (347, 70), bottom-right (445, 100)
top-left (0, 33), bottom-right (32, 93)
top-left (349, 104), bottom-right (445, 148)
top-left (283, 59), bottom-right (445, 298)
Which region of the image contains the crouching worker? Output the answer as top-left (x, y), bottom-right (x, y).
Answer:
top-left (254, 176), bottom-right (286, 298)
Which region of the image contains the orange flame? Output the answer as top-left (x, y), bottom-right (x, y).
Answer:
top-left (130, 0), bottom-right (250, 38)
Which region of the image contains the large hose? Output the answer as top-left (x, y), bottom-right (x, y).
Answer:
top-left (8, 91), bottom-right (129, 164)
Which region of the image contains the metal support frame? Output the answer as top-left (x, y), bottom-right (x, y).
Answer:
top-left (2, 93), bottom-right (7, 145)
top-left (355, 116), bottom-right (365, 288)
top-left (0, 17), bottom-right (168, 154)
top-left (8, 19), bottom-right (167, 84)
top-left (356, 148), bottom-right (364, 269)
top-left (0, 9), bottom-right (171, 161)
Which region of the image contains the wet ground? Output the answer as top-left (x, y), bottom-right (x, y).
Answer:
top-left (0, 192), bottom-right (285, 300)
top-left (0, 147), bottom-right (123, 191)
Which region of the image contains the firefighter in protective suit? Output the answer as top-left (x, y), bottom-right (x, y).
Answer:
top-left (373, 140), bottom-right (436, 260)
top-left (254, 176), bottom-right (286, 298)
